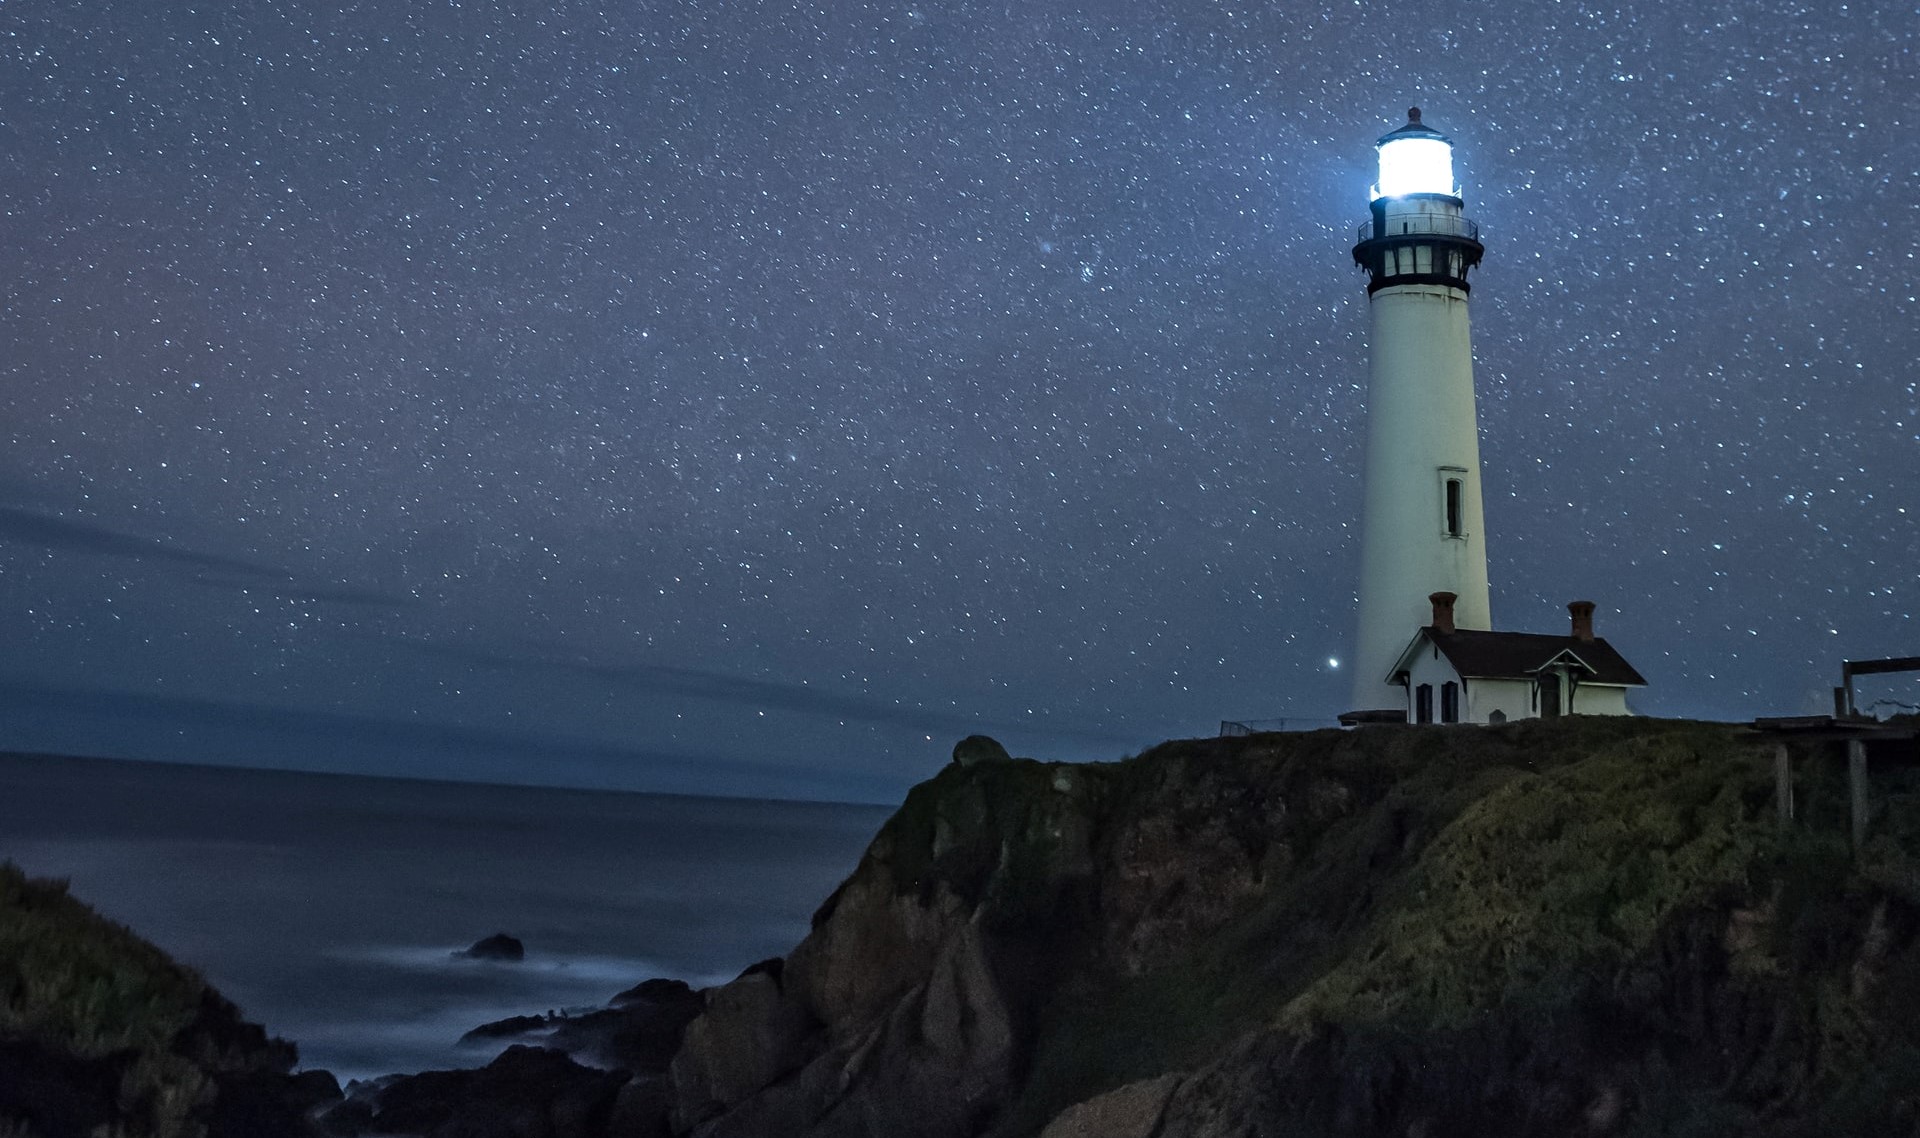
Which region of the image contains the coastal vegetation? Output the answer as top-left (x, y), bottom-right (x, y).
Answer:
top-left (0, 863), bottom-right (330, 1138)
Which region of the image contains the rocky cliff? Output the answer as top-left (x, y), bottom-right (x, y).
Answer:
top-left (652, 717), bottom-right (1920, 1137)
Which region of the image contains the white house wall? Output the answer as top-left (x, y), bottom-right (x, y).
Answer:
top-left (1402, 641), bottom-right (1467, 722)
top-left (1402, 640), bottom-right (1532, 725)
top-left (1569, 683), bottom-right (1633, 716)
top-left (1467, 678), bottom-right (1534, 724)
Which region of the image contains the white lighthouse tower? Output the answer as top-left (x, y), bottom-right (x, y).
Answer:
top-left (1348, 108), bottom-right (1493, 715)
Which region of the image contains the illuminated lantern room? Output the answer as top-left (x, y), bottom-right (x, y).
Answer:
top-left (1371, 107), bottom-right (1458, 199)
top-left (1352, 107), bottom-right (1483, 295)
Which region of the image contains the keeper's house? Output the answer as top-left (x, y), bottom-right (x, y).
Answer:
top-left (1388, 593), bottom-right (1647, 725)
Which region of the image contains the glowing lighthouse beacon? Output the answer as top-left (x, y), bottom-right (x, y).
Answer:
top-left (1347, 108), bottom-right (1493, 715)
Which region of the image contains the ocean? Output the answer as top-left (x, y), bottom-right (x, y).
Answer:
top-left (0, 751), bottom-right (892, 1084)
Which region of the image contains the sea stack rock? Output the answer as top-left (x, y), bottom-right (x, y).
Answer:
top-left (456, 933), bottom-right (525, 962)
top-left (951, 735), bottom-right (1011, 767)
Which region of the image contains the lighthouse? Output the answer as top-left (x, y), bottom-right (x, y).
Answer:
top-left (1348, 108), bottom-right (1493, 715)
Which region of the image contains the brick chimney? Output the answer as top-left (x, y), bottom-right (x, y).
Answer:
top-left (1429, 591), bottom-right (1458, 635)
top-left (1568, 600), bottom-right (1596, 642)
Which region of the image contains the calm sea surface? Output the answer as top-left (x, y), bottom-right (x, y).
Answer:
top-left (0, 752), bottom-right (891, 1083)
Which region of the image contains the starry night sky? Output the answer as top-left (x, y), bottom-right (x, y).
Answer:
top-left (2, 1), bottom-right (1914, 802)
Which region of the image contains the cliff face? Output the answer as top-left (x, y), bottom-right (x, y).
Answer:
top-left (0, 863), bottom-right (337, 1138)
top-left (666, 719), bottom-right (1920, 1138)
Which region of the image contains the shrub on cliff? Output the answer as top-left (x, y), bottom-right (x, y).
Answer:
top-left (1281, 725), bottom-right (1776, 1031)
top-left (0, 862), bottom-right (330, 1138)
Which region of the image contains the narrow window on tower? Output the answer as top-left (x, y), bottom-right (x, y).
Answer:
top-left (1440, 469), bottom-right (1466, 538)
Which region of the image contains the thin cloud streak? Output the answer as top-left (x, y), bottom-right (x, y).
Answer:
top-left (0, 504), bottom-right (412, 611)
top-left (0, 679), bottom-right (885, 802)
top-left (0, 504), bottom-right (274, 576)
top-left (384, 636), bottom-right (1145, 749)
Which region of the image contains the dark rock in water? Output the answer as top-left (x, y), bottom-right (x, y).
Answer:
top-left (460, 1013), bottom-right (552, 1043)
top-left (333, 1046), bottom-right (626, 1138)
top-left (612, 977), bottom-right (695, 1006)
top-left (452, 977), bottom-right (703, 1074)
top-left (206, 1068), bottom-right (345, 1138)
top-left (456, 932), bottom-right (526, 961)
top-left (950, 734), bottom-right (1011, 767)
top-left (546, 982), bottom-right (703, 1074)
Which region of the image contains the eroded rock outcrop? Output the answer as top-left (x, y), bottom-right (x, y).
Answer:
top-left (329, 973), bottom-right (705, 1138)
top-left (952, 735), bottom-right (1013, 768)
top-left (649, 718), bottom-right (1920, 1138)
top-left (337, 1046), bottom-right (628, 1138)
top-left (670, 960), bottom-right (820, 1128)
top-left (1036, 1072), bottom-right (1181, 1138)
top-left (662, 726), bottom-right (1412, 1136)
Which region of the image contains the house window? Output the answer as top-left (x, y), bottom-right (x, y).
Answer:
top-left (1441, 681), bottom-right (1460, 724)
top-left (1415, 683), bottom-right (1434, 724)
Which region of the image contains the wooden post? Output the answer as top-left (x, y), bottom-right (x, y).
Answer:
top-left (1774, 744), bottom-right (1794, 826)
top-left (1849, 739), bottom-right (1868, 856)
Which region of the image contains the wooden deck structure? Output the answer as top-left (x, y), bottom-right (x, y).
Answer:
top-left (1748, 713), bottom-right (1920, 855)
top-left (1745, 650), bottom-right (1920, 856)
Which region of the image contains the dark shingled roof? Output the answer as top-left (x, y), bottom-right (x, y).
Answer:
top-left (1414, 628), bottom-right (1648, 687)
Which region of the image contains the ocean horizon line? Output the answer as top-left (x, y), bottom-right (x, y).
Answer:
top-left (0, 747), bottom-right (901, 811)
